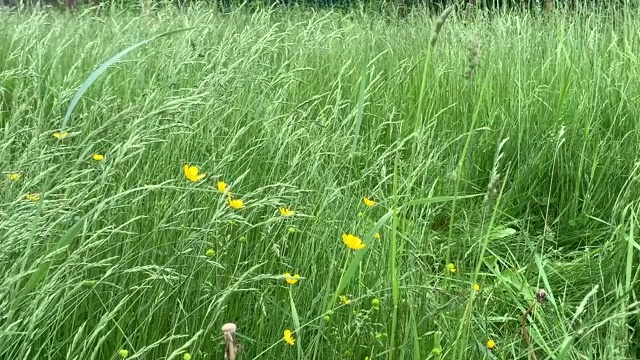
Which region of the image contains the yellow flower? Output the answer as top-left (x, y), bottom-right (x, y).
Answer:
top-left (363, 197), bottom-right (376, 207)
top-left (284, 272), bottom-right (300, 285)
top-left (7, 173), bottom-right (21, 181)
top-left (92, 153), bottom-right (104, 161)
top-left (339, 295), bottom-right (351, 305)
top-left (446, 263), bottom-right (457, 273)
top-left (205, 248), bottom-right (215, 257)
top-left (217, 181), bottom-right (228, 193)
top-left (279, 207), bottom-right (295, 217)
top-left (183, 353), bottom-right (192, 360)
top-left (53, 131), bottom-right (68, 140)
top-left (341, 233), bottom-right (365, 250)
top-left (473, 283), bottom-right (480, 292)
top-left (118, 349), bottom-right (129, 358)
top-left (486, 339), bottom-right (496, 350)
top-left (228, 197), bottom-right (245, 209)
top-left (283, 329), bottom-right (295, 345)
top-left (374, 232), bottom-right (380, 239)
top-left (183, 164), bottom-right (206, 182)
top-left (25, 193), bottom-right (40, 202)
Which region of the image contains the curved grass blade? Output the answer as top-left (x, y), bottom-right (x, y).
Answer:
top-left (326, 193), bottom-right (485, 313)
top-left (61, 27), bottom-right (198, 129)
top-left (350, 45), bottom-right (369, 156)
top-left (0, 330), bottom-right (27, 336)
top-left (288, 287), bottom-right (304, 359)
top-left (401, 193), bottom-right (484, 208)
top-left (326, 209), bottom-right (393, 312)
top-left (13, 186), bottom-right (156, 309)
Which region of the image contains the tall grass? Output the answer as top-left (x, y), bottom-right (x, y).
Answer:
top-left (1, 4), bottom-right (639, 359)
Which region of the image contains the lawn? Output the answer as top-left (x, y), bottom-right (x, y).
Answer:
top-left (1, 4), bottom-right (639, 359)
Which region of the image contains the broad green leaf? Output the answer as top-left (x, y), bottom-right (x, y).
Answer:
top-left (490, 226), bottom-right (517, 240)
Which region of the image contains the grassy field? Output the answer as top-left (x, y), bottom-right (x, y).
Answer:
top-left (1, 4), bottom-right (640, 359)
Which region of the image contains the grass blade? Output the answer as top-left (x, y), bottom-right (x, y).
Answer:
top-left (61, 27), bottom-right (198, 129)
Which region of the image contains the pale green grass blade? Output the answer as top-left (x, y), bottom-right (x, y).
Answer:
top-left (14, 186), bottom-right (152, 308)
top-left (165, 330), bottom-right (203, 360)
top-left (326, 209), bottom-right (393, 312)
top-left (61, 27), bottom-right (198, 129)
top-left (409, 303), bottom-right (421, 360)
top-left (390, 156), bottom-right (400, 360)
top-left (350, 45), bottom-right (369, 155)
top-left (0, 331), bottom-right (27, 336)
top-left (13, 216), bottom-right (88, 308)
top-left (402, 194), bottom-right (485, 208)
top-left (288, 287), bottom-right (304, 359)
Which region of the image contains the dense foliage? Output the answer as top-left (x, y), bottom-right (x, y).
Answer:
top-left (1, 5), bottom-right (639, 360)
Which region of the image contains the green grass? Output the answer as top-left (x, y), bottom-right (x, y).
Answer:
top-left (1, 4), bottom-right (640, 359)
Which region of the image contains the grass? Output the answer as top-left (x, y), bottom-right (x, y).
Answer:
top-left (1, 3), bottom-right (640, 359)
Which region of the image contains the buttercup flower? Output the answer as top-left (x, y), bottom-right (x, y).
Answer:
top-left (363, 197), bottom-right (376, 207)
top-left (279, 207), bottom-right (295, 217)
top-left (183, 164), bottom-right (205, 182)
top-left (183, 353), bottom-right (192, 360)
top-left (283, 329), bottom-right (295, 345)
top-left (118, 349), bottom-right (129, 358)
top-left (284, 272), bottom-right (301, 284)
top-left (228, 197), bottom-right (245, 209)
top-left (25, 193), bottom-right (40, 202)
top-left (53, 131), bottom-right (68, 140)
top-left (374, 232), bottom-right (380, 239)
top-left (486, 339), bottom-right (496, 350)
top-left (473, 283), bottom-right (480, 292)
top-left (92, 153), bottom-right (104, 161)
top-left (7, 173), bottom-right (21, 181)
top-left (339, 295), bottom-right (350, 305)
top-left (446, 263), bottom-right (457, 273)
top-left (342, 233), bottom-right (365, 250)
top-left (205, 249), bottom-right (215, 257)
top-left (217, 181), bottom-right (228, 193)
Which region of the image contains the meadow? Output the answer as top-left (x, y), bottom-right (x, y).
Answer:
top-left (1, 4), bottom-right (639, 359)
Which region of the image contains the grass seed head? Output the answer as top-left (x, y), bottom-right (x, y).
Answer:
top-left (464, 35), bottom-right (480, 81)
top-left (429, 5), bottom-right (455, 48)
